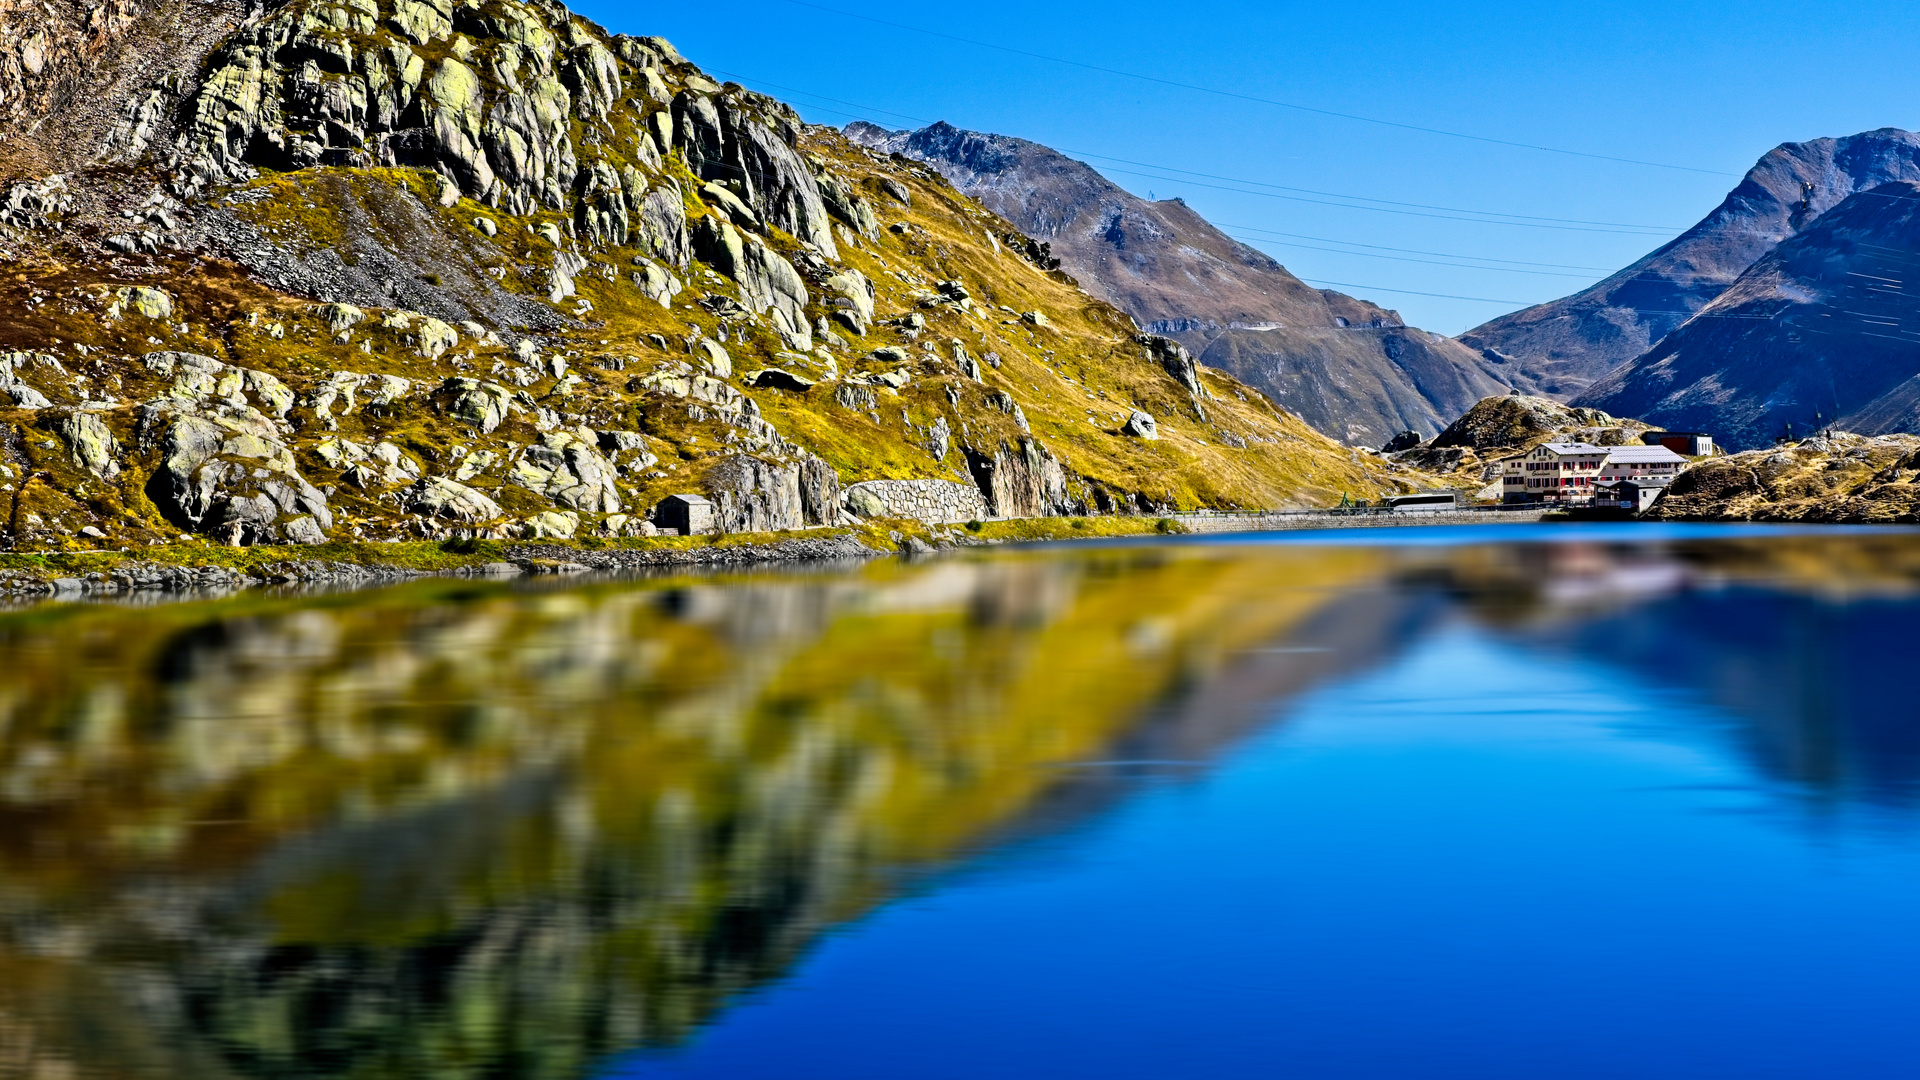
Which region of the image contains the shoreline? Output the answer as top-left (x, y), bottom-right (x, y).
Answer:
top-left (0, 512), bottom-right (1895, 602)
top-left (0, 516), bottom-right (1166, 599)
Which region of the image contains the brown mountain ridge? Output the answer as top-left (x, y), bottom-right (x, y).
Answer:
top-left (847, 120), bottom-right (1514, 447)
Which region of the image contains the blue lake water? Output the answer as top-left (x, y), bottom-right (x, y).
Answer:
top-left (3, 526), bottom-right (1919, 1078)
top-left (615, 606), bottom-right (1920, 1078)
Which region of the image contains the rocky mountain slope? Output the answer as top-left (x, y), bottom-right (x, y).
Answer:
top-left (1647, 431), bottom-right (1920, 521)
top-left (846, 120), bottom-right (1512, 448)
top-left (0, 0), bottom-right (1424, 553)
top-left (1574, 181), bottom-right (1920, 450)
top-left (1460, 128), bottom-right (1920, 397)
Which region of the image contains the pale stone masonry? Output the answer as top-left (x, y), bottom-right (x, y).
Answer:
top-left (842, 479), bottom-right (990, 525)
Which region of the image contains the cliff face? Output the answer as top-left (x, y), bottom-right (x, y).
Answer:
top-left (1459, 128), bottom-right (1920, 398)
top-left (0, 0), bottom-right (1424, 553)
top-left (1574, 182), bottom-right (1920, 451)
top-left (847, 120), bottom-right (1512, 447)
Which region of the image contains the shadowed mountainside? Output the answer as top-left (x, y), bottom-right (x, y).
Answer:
top-left (1574, 182), bottom-right (1920, 450)
top-left (846, 120), bottom-right (1513, 447)
top-left (1460, 128), bottom-right (1920, 398)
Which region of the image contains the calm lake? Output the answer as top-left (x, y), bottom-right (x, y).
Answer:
top-left (4, 524), bottom-right (1920, 1079)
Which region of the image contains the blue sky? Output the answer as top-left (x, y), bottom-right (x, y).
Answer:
top-left (570, 0), bottom-right (1919, 334)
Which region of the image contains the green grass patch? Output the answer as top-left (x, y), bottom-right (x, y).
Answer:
top-left (967, 516), bottom-right (1183, 543)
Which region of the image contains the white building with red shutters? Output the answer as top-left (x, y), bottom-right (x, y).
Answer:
top-left (1502, 442), bottom-right (1687, 504)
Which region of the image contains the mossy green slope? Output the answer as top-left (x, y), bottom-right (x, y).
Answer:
top-left (0, 0), bottom-right (1430, 553)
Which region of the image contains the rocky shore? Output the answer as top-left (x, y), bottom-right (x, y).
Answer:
top-left (0, 528), bottom-right (912, 599)
top-left (508, 533), bottom-right (882, 569)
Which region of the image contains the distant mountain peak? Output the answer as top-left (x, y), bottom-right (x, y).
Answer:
top-left (1461, 127), bottom-right (1920, 398)
top-left (1574, 179), bottom-right (1920, 449)
top-left (848, 118), bottom-right (1514, 446)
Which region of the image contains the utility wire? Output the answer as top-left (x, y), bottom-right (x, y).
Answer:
top-left (714, 67), bottom-right (1682, 235)
top-left (1095, 164), bottom-right (1675, 234)
top-left (1296, 279), bottom-right (1531, 304)
top-left (1223, 233), bottom-right (1600, 278)
top-left (775, 0), bottom-right (1739, 176)
top-left (1063, 149), bottom-right (1688, 229)
top-left (1217, 224), bottom-right (1621, 270)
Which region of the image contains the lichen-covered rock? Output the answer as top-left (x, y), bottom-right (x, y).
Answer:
top-left (509, 430), bottom-right (622, 513)
top-left (144, 409), bottom-right (333, 545)
top-left (747, 368), bottom-right (813, 392)
top-left (706, 454), bottom-right (806, 532)
top-left (825, 268), bottom-right (875, 335)
top-left (690, 213), bottom-right (810, 342)
top-left (521, 509), bottom-right (580, 538)
top-left (413, 315), bottom-right (460, 358)
top-left (1646, 433), bottom-right (1920, 522)
top-left (0, 352), bottom-right (55, 409)
top-left (673, 88), bottom-right (838, 258)
top-left (1139, 334), bottom-right (1203, 398)
top-left (1123, 410), bottom-right (1159, 439)
top-left (634, 184), bottom-right (690, 268)
top-left (389, 0), bottom-right (453, 43)
top-left (445, 377), bottom-right (518, 433)
top-left (145, 351), bottom-right (297, 419)
top-left (816, 172), bottom-right (880, 240)
top-left (693, 339), bottom-right (732, 379)
top-left (321, 303), bottom-right (367, 335)
top-left (1431, 394), bottom-right (1643, 453)
top-left (56, 411), bottom-right (120, 479)
top-left (408, 475), bottom-right (504, 522)
top-left (630, 258), bottom-right (683, 308)
top-left (948, 340), bottom-right (983, 382)
top-left (113, 286), bottom-right (172, 320)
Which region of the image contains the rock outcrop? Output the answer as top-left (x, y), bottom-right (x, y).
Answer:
top-left (1647, 432), bottom-right (1920, 522)
top-left (965, 438), bottom-right (1075, 519)
top-left (143, 408), bottom-right (334, 545)
top-left (1391, 394), bottom-right (1654, 488)
top-left (0, 0), bottom-right (1422, 551)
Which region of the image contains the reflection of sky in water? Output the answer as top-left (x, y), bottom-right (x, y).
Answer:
top-left (4, 529), bottom-right (1920, 1078)
top-left (617, 626), bottom-right (1920, 1079)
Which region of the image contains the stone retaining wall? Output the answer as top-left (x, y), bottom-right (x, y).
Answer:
top-left (843, 479), bottom-right (989, 525)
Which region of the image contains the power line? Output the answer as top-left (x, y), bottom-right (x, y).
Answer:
top-left (713, 67), bottom-right (1682, 235)
top-left (1223, 232), bottom-right (1600, 278)
top-left (1062, 149), bottom-right (1688, 230)
top-left (1217, 224), bottom-right (1621, 271)
top-left (1094, 163), bottom-right (1676, 234)
top-left (774, 0), bottom-right (1739, 177)
top-left (1296, 279), bottom-right (1532, 304)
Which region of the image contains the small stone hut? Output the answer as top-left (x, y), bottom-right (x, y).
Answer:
top-left (656, 494), bottom-right (714, 536)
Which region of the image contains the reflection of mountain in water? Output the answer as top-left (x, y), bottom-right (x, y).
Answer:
top-left (1440, 536), bottom-right (1920, 810)
top-left (7, 536), bottom-right (1920, 1079)
top-left (0, 549), bottom-right (1386, 1080)
top-left (1516, 589), bottom-right (1920, 809)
